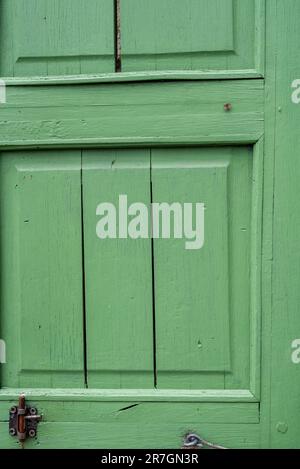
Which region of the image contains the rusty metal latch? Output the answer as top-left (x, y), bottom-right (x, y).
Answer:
top-left (9, 394), bottom-right (41, 443)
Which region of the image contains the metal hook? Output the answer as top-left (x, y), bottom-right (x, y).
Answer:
top-left (183, 432), bottom-right (227, 450)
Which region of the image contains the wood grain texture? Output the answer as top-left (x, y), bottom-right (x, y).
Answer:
top-left (3, 70), bottom-right (264, 85)
top-left (121, 0), bottom-right (264, 76)
top-left (265, 0), bottom-right (300, 449)
top-left (0, 388), bottom-right (258, 402)
top-left (151, 147), bottom-right (255, 391)
top-left (0, 151), bottom-right (84, 388)
top-left (0, 0), bottom-right (264, 80)
top-left (0, 80), bottom-right (264, 148)
top-left (0, 0), bottom-right (114, 76)
top-left (0, 421), bottom-right (260, 449)
top-left (0, 401), bottom-right (259, 449)
top-left (4, 0), bottom-right (300, 450)
top-left (82, 150), bottom-right (153, 388)
top-left (0, 401), bottom-right (259, 423)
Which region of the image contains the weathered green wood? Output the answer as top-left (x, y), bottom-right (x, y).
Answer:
top-left (259, 0), bottom-right (277, 449)
top-left (0, 0), bottom-right (114, 76)
top-left (152, 148), bottom-right (229, 390)
top-left (0, 421), bottom-right (260, 449)
top-left (0, 151), bottom-right (84, 387)
top-left (265, 0), bottom-right (300, 449)
top-left (121, 0), bottom-right (264, 76)
top-left (1, 1), bottom-right (299, 450)
top-left (248, 138), bottom-right (264, 400)
top-left (0, 388), bottom-right (258, 402)
top-left (151, 147), bottom-right (255, 391)
top-left (0, 400), bottom-right (259, 448)
top-left (0, 80), bottom-right (264, 148)
top-left (3, 70), bottom-right (266, 85)
top-left (0, 401), bottom-right (259, 424)
top-left (82, 150), bottom-right (153, 388)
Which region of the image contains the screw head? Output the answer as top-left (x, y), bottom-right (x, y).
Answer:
top-left (29, 407), bottom-right (37, 415)
top-left (9, 428), bottom-right (16, 436)
top-left (10, 406), bottom-right (17, 414)
top-left (276, 422), bottom-right (288, 434)
top-left (28, 428), bottom-right (36, 438)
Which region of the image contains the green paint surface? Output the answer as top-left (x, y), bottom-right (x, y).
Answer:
top-left (82, 150), bottom-right (153, 389)
top-left (0, 152), bottom-right (84, 388)
top-left (121, 0), bottom-right (264, 76)
top-left (0, 0), bottom-right (114, 76)
top-left (0, 0), bottom-right (299, 449)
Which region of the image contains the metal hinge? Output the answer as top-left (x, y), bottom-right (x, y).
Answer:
top-left (9, 394), bottom-right (42, 443)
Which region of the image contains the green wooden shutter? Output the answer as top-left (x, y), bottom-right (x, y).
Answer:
top-left (0, 0), bottom-right (299, 450)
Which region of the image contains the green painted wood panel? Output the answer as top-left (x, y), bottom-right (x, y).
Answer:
top-left (151, 147), bottom-right (254, 390)
top-left (0, 400), bottom-right (259, 424)
top-left (0, 151), bottom-right (84, 387)
top-left (262, 0), bottom-right (300, 449)
top-left (3, 0), bottom-right (300, 450)
top-left (0, 420), bottom-right (260, 449)
top-left (82, 150), bottom-right (154, 388)
top-left (0, 388), bottom-right (257, 403)
top-left (121, 0), bottom-right (264, 76)
top-left (0, 400), bottom-right (259, 449)
top-left (0, 0), bottom-right (114, 77)
top-left (0, 80), bottom-right (264, 148)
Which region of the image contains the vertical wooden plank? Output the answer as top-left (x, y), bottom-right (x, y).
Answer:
top-left (260, 0), bottom-right (277, 448)
top-left (152, 148), bottom-right (229, 390)
top-left (152, 147), bottom-right (253, 390)
top-left (249, 139), bottom-right (264, 400)
top-left (0, 151), bottom-right (84, 387)
top-left (83, 150), bottom-right (153, 388)
top-left (254, 0), bottom-right (266, 77)
top-left (265, 0), bottom-right (300, 448)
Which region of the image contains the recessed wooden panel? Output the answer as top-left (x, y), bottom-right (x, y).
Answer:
top-left (0, 0), bottom-right (114, 76)
top-left (0, 151), bottom-right (84, 387)
top-left (82, 150), bottom-right (154, 389)
top-left (121, 0), bottom-right (264, 76)
top-left (152, 147), bottom-right (253, 389)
